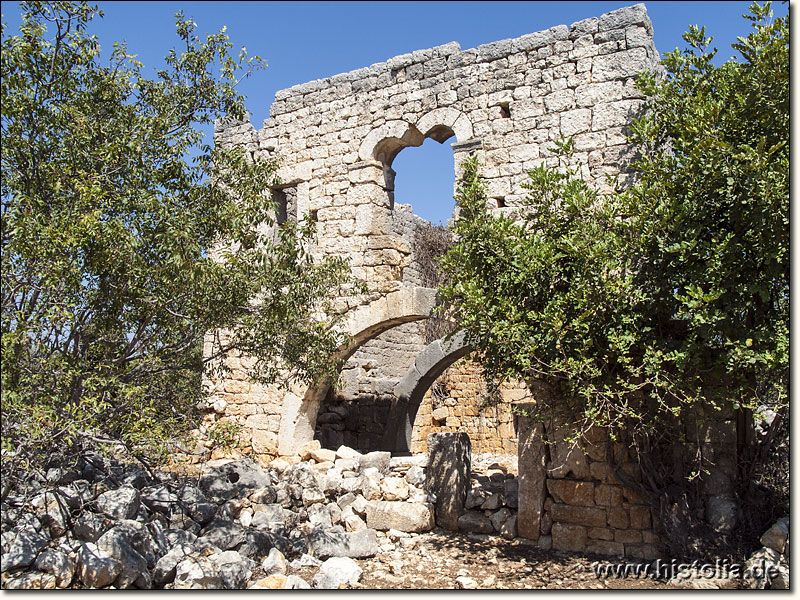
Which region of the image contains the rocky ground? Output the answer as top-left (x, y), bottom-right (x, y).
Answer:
top-left (0, 445), bottom-right (788, 590)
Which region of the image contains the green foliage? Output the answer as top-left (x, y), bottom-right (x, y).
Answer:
top-left (1, 2), bottom-right (356, 467)
top-left (439, 2), bottom-right (788, 439)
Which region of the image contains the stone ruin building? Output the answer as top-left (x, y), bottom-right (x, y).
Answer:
top-left (206, 4), bottom-right (742, 558)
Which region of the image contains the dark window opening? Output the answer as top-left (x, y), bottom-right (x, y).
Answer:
top-left (496, 197), bottom-right (507, 208)
top-left (272, 186), bottom-right (297, 225)
top-left (499, 102), bottom-right (511, 119)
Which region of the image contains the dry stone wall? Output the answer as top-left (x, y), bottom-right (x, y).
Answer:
top-left (209, 3), bottom-right (660, 459)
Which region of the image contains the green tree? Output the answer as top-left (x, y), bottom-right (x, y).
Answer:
top-left (440, 2), bottom-right (787, 462)
top-left (1, 1), bottom-right (356, 479)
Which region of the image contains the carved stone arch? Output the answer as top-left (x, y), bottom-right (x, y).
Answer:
top-left (414, 107), bottom-right (474, 143)
top-left (380, 330), bottom-right (474, 453)
top-left (277, 286), bottom-right (438, 455)
top-left (358, 120), bottom-right (424, 164)
top-left (358, 108), bottom-right (475, 166)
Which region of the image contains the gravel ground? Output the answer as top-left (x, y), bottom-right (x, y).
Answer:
top-left (317, 529), bottom-right (742, 590)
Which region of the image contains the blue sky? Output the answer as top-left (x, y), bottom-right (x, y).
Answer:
top-left (2, 1), bottom-right (788, 225)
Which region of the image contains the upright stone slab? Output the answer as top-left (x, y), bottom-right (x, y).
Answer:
top-left (517, 404), bottom-right (547, 540)
top-left (425, 432), bottom-right (471, 530)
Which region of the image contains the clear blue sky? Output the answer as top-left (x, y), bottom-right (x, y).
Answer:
top-left (2, 1), bottom-right (789, 225)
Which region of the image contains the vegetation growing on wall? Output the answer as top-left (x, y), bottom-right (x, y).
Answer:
top-left (439, 2), bottom-right (788, 553)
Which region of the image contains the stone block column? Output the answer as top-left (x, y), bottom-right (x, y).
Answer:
top-left (517, 404), bottom-right (547, 541)
top-left (425, 432), bottom-right (471, 530)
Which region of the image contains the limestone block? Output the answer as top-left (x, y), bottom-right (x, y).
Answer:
top-left (588, 527), bottom-right (614, 541)
top-left (586, 540), bottom-right (625, 556)
top-left (457, 511), bottom-right (494, 534)
top-left (614, 529), bottom-right (642, 544)
top-left (607, 507), bottom-right (628, 529)
top-left (624, 544), bottom-right (660, 561)
top-left (551, 503), bottom-right (607, 528)
top-left (365, 501), bottom-right (434, 533)
top-left (551, 522), bottom-right (588, 552)
top-left (594, 484), bottom-right (623, 507)
top-left (598, 4), bottom-right (651, 33)
top-left (252, 430), bottom-right (278, 455)
top-left (760, 521), bottom-right (789, 554)
top-left (570, 17), bottom-right (599, 37)
top-left (591, 48), bottom-right (649, 83)
top-left (560, 109), bottom-right (592, 137)
top-left (543, 89), bottom-right (575, 112)
top-left (425, 432), bottom-right (471, 530)
top-left (547, 438), bottom-right (592, 480)
top-left (629, 505), bottom-right (651, 529)
top-left (546, 479), bottom-right (595, 507)
top-left (517, 410), bottom-right (547, 541)
top-left (626, 25), bottom-right (652, 48)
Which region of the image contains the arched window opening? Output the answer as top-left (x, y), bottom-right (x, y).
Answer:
top-left (390, 135), bottom-right (456, 227)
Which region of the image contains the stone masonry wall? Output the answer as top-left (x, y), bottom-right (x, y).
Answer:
top-left (208, 4), bottom-right (660, 459)
top-left (409, 358), bottom-right (528, 455)
top-left (516, 400), bottom-right (741, 559)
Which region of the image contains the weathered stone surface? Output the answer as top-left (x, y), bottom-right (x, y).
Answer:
top-left (551, 503), bottom-right (607, 527)
top-left (628, 505), bottom-right (651, 529)
top-left (546, 479), bottom-right (595, 507)
top-left (706, 496), bottom-right (737, 533)
top-left (173, 555), bottom-right (224, 589)
top-left (199, 519), bottom-right (246, 550)
top-left (586, 540), bottom-right (625, 556)
top-left (365, 501), bottom-right (434, 533)
top-left (312, 556), bottom-right (363, 589)
top-left (251, 574), bottom-right (288, 589)
top-left (77, 542), bottom-right (122, 588)
top-left (3, 570), bottom-right (57, 589)
top-left (480, 493), bottom-right (502, 511)
top-left (152, 544), bottom-right (193, 586)
top-left (97, 486), bottom-right (140, 520)
top-left (1, 525), bottom-right (49, 573)
top-left (405, 465), bottom-right (425, 487)
top-left (517, 411), bottom-right (546, 541)
top-left (380, 477), bottom-right (410, 501)
top-left (96, 521), bottom-right (152, 589)
top-left (456, 575), bottom-right (478, 589)
top-left (760, 520), bottom-right (789, 554)
top-left (311, 448), bottom-right (337, 463)
top-left (489, 508), bottom-right (512, 533)
top-left (210, 550), bottom-right (254, 589)
top-left (359, 451), bottom-right (392, 474)
top-left (262, 547), bottom-right (288, 576)
top-left (286, 574), bottom-right (312, 589)
top-left (457, 511), bottom-right (494, 534)
top-left (33, 550), bottom-right (74, 588)
top-left (426, 432), bottom-right (471, 530)
top-left (499, 514), bottom-right (518, 540)
top-left (141, 486), bottom-right (178, 514)
top-left (307, 528), bottom-right (379, 559)
top-left (551, 522), bottom-right (588, 552)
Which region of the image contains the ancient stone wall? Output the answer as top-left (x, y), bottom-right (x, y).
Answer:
top-left (208, 3), bottom-right (660, 459)
top-left (515, 400), bottom-right (741, 559)
top-left (409, 358), bottom-right (527, 455)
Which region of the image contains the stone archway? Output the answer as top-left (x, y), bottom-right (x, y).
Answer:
top-left (276, 286), bottom-right (438, 455)
top-left (380, 330), bottom-right (473, 453)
